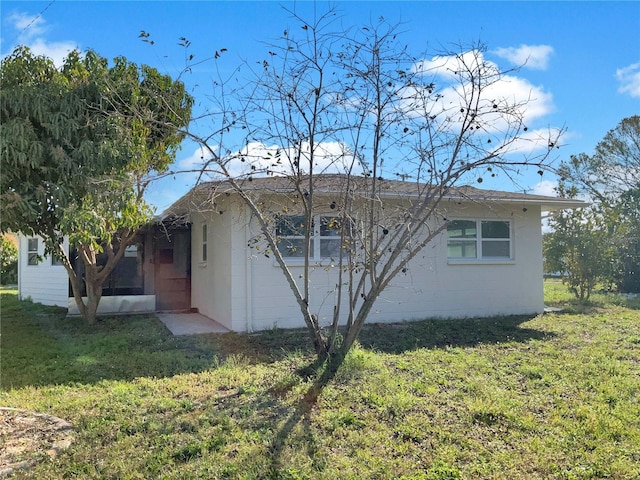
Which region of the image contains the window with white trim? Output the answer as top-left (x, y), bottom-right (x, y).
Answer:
top-left (27, 238), bottom-right (39, 265)
top-left (275, 215), bottom-right (345, 260)
top-left (201, 223), bottom-right (208, 262)
top-left (447, 219), bottom-right (512, 260)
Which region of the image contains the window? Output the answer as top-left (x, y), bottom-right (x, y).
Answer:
top-left (276, 215), bottom-right (345, 260)
top-left (319, 216), bottom-right (343, 258)
top-left (51, 245), bottom-right (67, 266)
top-left (110, 244), bottom-right (144, 294)
top-left (447, 219), bottom-right (511, 260)
top-left (201, 223), bottom-right (208, 262)
top-left (27, 238), bottom-right (39, 265)
top-left (276, 215), bottom-right (308, 258)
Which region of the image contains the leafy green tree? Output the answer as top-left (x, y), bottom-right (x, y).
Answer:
top-left (612, 187), bottom-right (640, 292)
top-left (0, 47), bottom-right (192, 323)
top-left (544, 185), bottom-right (616, 300)
top-left (591, 116), bottom-right (639, 202)
top-left (555, 116), bottom-right (640, 293)
top-left (0, 235), bottom-right (18, 285)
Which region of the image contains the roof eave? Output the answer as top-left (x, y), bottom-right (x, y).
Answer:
top-left (442, 194), bottom-right (588, 211)
top-left (160, 178), bottom-right (588, 215)
top-left (537, 199), bottom-right (589, 211)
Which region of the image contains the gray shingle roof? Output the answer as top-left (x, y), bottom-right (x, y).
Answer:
top-left (162, 173), bottom-right (585, 219)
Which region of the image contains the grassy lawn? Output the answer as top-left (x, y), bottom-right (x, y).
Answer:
top-left (1, 282), bottom-right (639, 479)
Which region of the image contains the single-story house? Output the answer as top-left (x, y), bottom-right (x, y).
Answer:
top-left (17, 175), bottom-right (583, 331)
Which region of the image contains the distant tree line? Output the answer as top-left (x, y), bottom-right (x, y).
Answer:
top-left (544, 115), bottom-right (640, 299)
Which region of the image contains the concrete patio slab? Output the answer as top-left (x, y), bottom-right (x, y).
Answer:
top-left (543, 306), bottom-right (565, 313)
top-left (157, 312), bottom-right (229, 335)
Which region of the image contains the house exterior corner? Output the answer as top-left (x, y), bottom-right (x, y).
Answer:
top-left (188, 195), bottom-right (547, 332)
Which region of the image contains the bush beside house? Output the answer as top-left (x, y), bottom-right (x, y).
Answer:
top-left (1, 233), bottom-right (18, 285)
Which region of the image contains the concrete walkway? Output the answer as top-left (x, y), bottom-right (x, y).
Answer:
top-left (157, 312), bottom-right (230, 335)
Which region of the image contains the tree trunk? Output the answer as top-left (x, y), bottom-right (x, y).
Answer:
top-left (60, 249), bottom-right (88, 321)
top-left (64, 258), bottom-right (104, 325)
top-left (84, 279), bottom-right (103, 325)
top-left (80, 260), bottom-right (102, 325)
top-left (69, 231), bottom-right (137, 325)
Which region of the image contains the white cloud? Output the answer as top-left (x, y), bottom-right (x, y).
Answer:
top-left (530, 179), bottom-right (558, 197)
top-left (407, 50), bottom-right (555, 138)
top-left (173, 141), bottom-right (361, 181)
top-left (3, 11), bottom-right (78, 67)
top-left (413, 50), bottom-right (497, 80)
top-left (6, 12), bottom-right (47, 38)
top-left (27, 38), bottom-right (78, 67)
top-left (222, 141), bottom-right (360, 178)
top-left (616, 62), bottom-right (640, 98)
top-left (500, 127), bottom-right (564, 155)
top-left (493, 45), bottom-right (554, 70)
top-left (177, 145), bottom-right (218, 170)
top-left (477, 74), bottom-right (554, 123)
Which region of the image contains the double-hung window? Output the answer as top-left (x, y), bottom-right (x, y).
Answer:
top-left (27, 238), bottom-right (39, 265)
top-left (276, 215), bottom-right (344, 260)
top-left (447, 219), bottom-right (512, 260)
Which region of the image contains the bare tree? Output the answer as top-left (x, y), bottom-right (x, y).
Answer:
top-left (178, 10), bottom-right (562, 372)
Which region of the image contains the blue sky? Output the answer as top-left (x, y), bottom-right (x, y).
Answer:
top-left (2, 1), bottom-right (639, 211)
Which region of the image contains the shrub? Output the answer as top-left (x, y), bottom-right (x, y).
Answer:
top-left (0, 234), bottom-right (18, 285)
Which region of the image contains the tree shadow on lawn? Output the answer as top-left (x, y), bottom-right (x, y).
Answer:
top-left (0, 293), bottom-right (261, 390)
top-left (1, 291), bottom-right (553, 390)
top-left (2, 293), bottom-right (557, 476)
top-left (356, 314), bottom-right (553, 355)
top-left (249, 314), bottom-right (557, 477)
top-left (250, 314), bottom-right (557, 364)
top-left (298, 315), bottom-right (554, 402)
top-left (549, 296), bottom-right (640, 314)
top-left (1, 292), bottom-right (315, 390)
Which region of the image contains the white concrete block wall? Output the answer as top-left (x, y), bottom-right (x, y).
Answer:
top-left (229, 205), bottom-right (252, 332)
top-left (189, 199), bottom-right (238, 330)
top-left (242, 202), bottom-right (544, 331)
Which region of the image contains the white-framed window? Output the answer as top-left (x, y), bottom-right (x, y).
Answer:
top-left (275, 214), bottom-right (345, 260)
top-left (447, 219), bottom-right (512, 260)
top-left (201, 223), bottom-right (208, 262)
top-left (27, 238), bottom-right (39, 265)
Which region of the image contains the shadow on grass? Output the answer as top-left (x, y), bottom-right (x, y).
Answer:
top-left (357, 314), bottom-right (552, 354)
top-left (1, 293), bottom-right (249, 390)
top-left (254, 314), bottom-right (556, 363)
top-left (259, 314), bottom-right (557, 474)
top-left (1, 291), bottom-right (552, 391)
top-left (543, 298), bottom-right (640, 317)
top-left (1, 292), bottom-right (561, 476)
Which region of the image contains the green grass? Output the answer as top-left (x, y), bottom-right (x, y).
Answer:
top-left (1, 282), bottom-right (639, 479)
